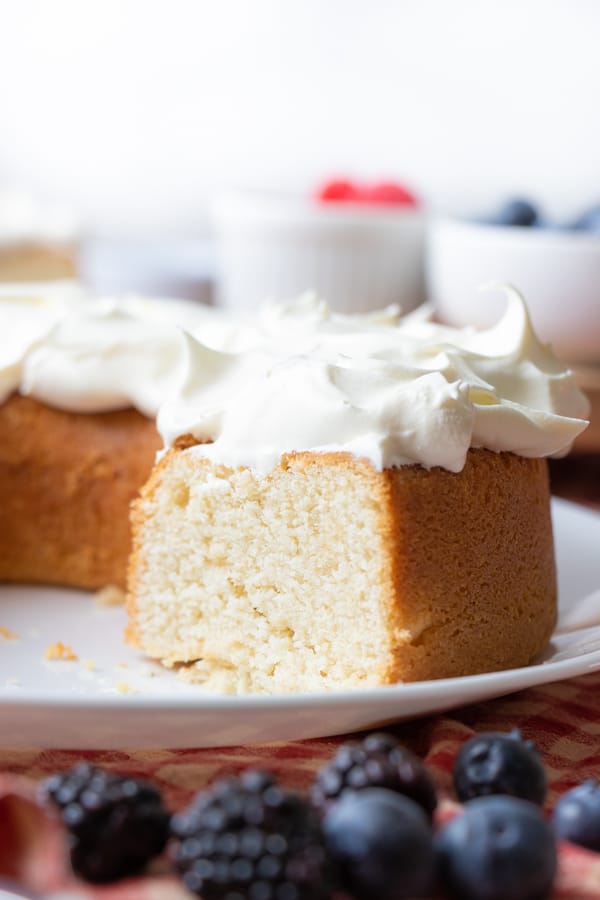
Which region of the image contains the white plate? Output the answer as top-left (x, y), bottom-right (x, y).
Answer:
top-left (1, 499), bottom-right (600, 749)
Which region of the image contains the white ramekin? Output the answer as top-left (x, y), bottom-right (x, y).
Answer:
top-left (212, 191), bottom-right (426, 315)
top-left (427, 217), bottom-right (600, 364)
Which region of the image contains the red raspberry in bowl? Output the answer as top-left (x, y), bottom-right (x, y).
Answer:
top-left (316, 178), bottom-right (419, 207)
top-left (315, 178), bottom-right (361, 203)
top-left (366, 180), bottom-right (418, 207)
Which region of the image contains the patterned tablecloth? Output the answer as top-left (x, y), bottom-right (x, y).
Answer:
top-left (2, 671), bottom-right (600, 898)
top-left (2, 478), bottom-right (600, 898)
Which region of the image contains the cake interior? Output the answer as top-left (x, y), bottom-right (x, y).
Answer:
top-left (129, 451), bottom-right (400, 693)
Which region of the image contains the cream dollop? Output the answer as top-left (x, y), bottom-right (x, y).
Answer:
top-left (158, 286), bottom-right (589, 473)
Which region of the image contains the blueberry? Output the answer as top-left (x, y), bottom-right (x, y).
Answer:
top-left (553, 779), bottom-right (600, 850)
top-left (436, 795), bottom-right (557, 900)
top-left (571, 205), bottom-right (600, 232)
top-left (454, 730), bottom-right (547, 805)
top-left (322, 788), bottom-right (434, 899)
top-left (488, 198), bottom-right (539, 227)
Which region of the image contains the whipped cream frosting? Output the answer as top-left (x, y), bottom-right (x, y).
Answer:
top-left (0, 281), bottom-right (239, 415)
top-left (0, 282), bottom-right (589, 473)
top-left (158, 286), bottom-right (589, 473)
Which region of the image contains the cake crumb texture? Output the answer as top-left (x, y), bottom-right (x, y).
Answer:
top-left (127, 448), bottom-right (556, 694)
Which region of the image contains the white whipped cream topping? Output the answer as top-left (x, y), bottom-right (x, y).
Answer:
top-left (0, 282), bottom-right (589, 472)
top-left (0, 281), bottom-right (88, 402)
top-left (158, 286), bottom-right (589, 473)
top-left (0, 282), bottom-right (238, 414)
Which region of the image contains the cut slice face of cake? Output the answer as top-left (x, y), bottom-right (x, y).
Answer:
top-left (126, 288), bottom-right (589, 693)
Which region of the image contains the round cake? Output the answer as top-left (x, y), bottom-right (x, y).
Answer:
top-left (125, 287), bottom-right (589, 692)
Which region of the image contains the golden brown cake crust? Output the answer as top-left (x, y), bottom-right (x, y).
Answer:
top-left (0, 394), bottom-right (161, 589)
top-left (382, 449), bottom-right (556, 681)
top-left (126, 447), bottom-right (556, 689)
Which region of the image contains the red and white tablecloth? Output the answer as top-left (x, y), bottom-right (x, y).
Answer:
top-left (3, 668), bottom-right (600, 898)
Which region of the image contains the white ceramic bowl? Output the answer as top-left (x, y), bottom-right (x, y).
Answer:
top-left (427, 218), bottom-right (600, 363)
top-left (213, 191), bottom-right (425, 315)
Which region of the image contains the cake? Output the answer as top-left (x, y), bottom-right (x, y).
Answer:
top-left (0, 283), bottom-right (239, 589)
top-left (0, 187), bottom-right (78, 281)
top-left (125, 288), bottom-right (590, 693)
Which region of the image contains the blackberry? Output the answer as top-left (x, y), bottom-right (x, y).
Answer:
top-left (170, 769), bottom-right (334, 899)
top-left (453, 730), bottom-right (547, 805)
top-left (310, 732), bottom-right (437, 817)
top-left (42, 762), bottom-right (169, 883)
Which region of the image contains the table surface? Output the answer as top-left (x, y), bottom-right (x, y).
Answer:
top-left (2, 477), bottom-right (600, 899)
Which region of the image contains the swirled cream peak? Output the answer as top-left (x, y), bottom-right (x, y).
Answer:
top-left (158, 286), bottom-right (589, 473)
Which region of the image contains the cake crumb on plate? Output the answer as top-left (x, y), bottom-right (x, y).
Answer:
top-left (94, 584), bottom-right (126, 607)
top-left (44, 641), bottom-right (78, 661)
top-left (0, 625), bottom-right (18, 640)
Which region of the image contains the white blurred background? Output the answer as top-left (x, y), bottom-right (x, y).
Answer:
top-left (0, 0), bottom-right (598, 237)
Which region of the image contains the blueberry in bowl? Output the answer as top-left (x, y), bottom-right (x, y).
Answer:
top-left (486, 197), bottom-right (540, 228)
top-left (571, 204), bottom-right (600, 232)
